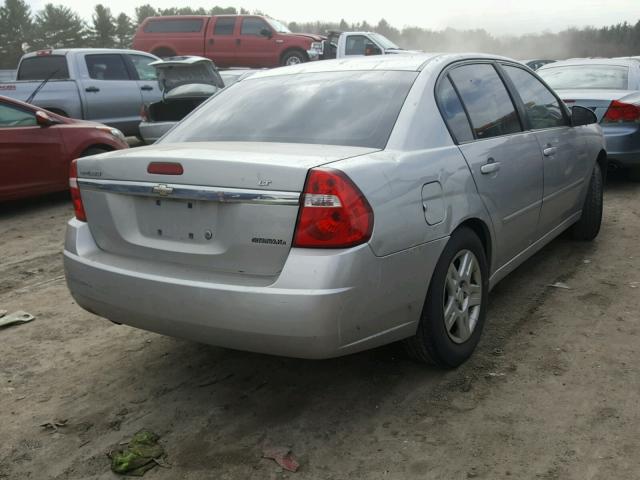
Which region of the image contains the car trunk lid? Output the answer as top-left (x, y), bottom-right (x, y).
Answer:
top-left (556, 89), bottom-right (632, 122)
top-left (76, 142), bottom-right (377, 277)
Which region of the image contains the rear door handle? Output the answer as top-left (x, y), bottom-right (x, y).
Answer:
top-left (208, 38), bottom-right (214, 46)
top-left (480, 159), bottom-right (501, 174)
top-left (543, 147), bottom-right (557, 157)
top-left (140, 85), bottom-right (153, 91)
top-left (85, 86), bottom-right (100, 92)
top-left (235, 38), bottom-right (241, 46)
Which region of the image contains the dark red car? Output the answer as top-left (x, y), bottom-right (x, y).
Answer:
top-left (0, 95), bottom-right (128, 202)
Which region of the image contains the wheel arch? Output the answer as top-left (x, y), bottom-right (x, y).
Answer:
top-left (453, 218), bottom-right (493, 271)
top-left (151, 46), bottom-right (177, 58)
top-left (75, 144), bottom-right (115, 159)
top-left (280, 47), bottom-right (308, 64)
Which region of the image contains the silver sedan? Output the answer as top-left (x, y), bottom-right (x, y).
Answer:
top-left (64, 54), bottom-right (605, 368)
top-left (538, 57), bottom-right (640, 178)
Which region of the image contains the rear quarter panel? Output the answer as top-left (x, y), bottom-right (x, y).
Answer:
top-left (335, 63), bottom-right (495, 267)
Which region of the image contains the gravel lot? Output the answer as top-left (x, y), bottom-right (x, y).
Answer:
top-left (1, 173), bottom-right (639, 479)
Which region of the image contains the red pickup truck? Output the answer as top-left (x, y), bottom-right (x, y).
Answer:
top-left (132, 15), bottom-right (326, 68)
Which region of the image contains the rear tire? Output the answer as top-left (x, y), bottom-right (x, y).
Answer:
top-left (570, 162), bottom-right (603, 241)
top-left (281, 50), bottom-right (307, 66)
top-left (404, 227), bottom-right (489, 368)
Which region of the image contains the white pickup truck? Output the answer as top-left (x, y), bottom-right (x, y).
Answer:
top-left (322, 31), bottom-right (417, 59)
top-left (0, 48), bottom-right (161, 136)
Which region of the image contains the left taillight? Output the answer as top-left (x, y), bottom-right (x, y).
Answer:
top-left (69, 159), bottom-right (87, 221)
top-left (602, 100), bottom-right (640, 124)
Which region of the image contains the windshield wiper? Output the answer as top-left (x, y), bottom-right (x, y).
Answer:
top-left (25, 69), bottom-right (59, 105)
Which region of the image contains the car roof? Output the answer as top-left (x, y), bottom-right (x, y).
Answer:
top-left (20, 48), bottom-right (157, 59)
top-left (0, 94), bottom-right (35, 110)
top-left (249, 52), bottom-right (515, 79)
top-left (539, 57), bottom-right (638, 69)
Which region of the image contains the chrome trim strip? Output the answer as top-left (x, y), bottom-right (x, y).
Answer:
top-left (77, 179), bottom-right (301, 206)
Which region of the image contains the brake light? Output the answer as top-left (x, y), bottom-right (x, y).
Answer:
top-left (602, 100), bottom-right (640, 123)
top-left (69, 160), bottom-right (86, 222)
top-left (293, 168), bottom-right (373, 248)
top-left (147, 162), bottom-right (183, 175)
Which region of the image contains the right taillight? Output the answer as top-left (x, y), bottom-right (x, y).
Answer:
top-left (602, 100), bottom-right (640, 123)
top-left (293, 168), bottom-right (373, 249)
top-left (69, 159), bottom-right (87, 222)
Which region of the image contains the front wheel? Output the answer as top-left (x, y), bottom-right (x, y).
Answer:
top-left (570, 162), bottom-right (603, 241)
top-left (404, 227), bottom-right (489, 368)
top-left (281, 50), bottom-right (307, 66)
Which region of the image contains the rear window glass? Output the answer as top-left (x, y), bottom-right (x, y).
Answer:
top-left (144, 19), bottom-right (204, 33)
top-left (449, 63), bottom-right (522, 140)
top-left (162, 70), bottom-right (417, 149)
top-left (213, 17), bottom-right (235, 35)
top-left (17, 56), bottom-right (69, 80)
top-left (538, 65), bottom-right (629, 90)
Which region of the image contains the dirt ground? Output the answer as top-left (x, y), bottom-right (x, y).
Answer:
top-left (1, 173), bottom-right (639, 480)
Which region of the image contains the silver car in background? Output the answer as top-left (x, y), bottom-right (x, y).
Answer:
top-left (538, 58), bottom-right (640, 178)
top-left (64, 54), bottom-right (605, 368)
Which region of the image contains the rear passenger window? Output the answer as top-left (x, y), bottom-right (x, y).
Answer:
top-left (436, 76), bottom-right (473, 143)
top-left (214, 17), bottom-right (235, 35)
top-left (143, 19), bottom-right (204, 33)
top-left (241, 18), bottom-right (270, 36)
top-left (502, 65), bottom-right (567, 129)
top-left (86, 55), bottom-right (130, 81)
top-left (449, 64), bottom-right (522, 140)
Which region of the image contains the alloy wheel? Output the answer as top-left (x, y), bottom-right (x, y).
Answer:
top-left (443, 249), bottom-right (483, 344)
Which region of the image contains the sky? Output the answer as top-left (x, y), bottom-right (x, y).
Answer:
top-left (24, 0), bottom-right (640, 36)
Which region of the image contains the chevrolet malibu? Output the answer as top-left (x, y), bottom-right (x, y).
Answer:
top-left (64, 54), bottom-right (606, 368)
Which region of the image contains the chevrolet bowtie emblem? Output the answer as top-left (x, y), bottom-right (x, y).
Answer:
top-left (152, 184), bottom-right (173, 196)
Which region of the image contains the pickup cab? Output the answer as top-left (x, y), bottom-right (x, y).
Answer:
top-left (132, 15), bottom-right (325, 68)
top-left (0, 48), bottom-right (161, 136)
top-left (323, 31), bottom-right (416, 59)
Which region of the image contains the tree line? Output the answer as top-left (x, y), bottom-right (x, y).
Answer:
top-left (0, 0), bottom-right (638, 70)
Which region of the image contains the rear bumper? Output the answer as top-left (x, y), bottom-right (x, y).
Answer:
top-left (64, 219), bottom-right (447, 359)
top-left (138, 121), bottom-right (176, 144)
top-left (602, 124), bottom-right (640, 167)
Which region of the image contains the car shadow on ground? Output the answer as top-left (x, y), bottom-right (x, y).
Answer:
top-left (0, 191), bottom-right (70, 219)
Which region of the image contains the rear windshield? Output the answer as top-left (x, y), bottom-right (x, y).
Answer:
top-left (538, 65), bottom-right (629, 90)
top-left (144, 19), bottom-right (204, 33)
top-left (17, 56), bottom-right (69, 80)
top-left (161, 70), bottom-right (417, 149)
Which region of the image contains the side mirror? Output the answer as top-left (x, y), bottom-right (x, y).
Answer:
top-left (260, 28), bottom-right (272, 39)
top-left (571, 105), bottom-right (597, 127)
top-left (35, 110), bottom-right (55, 127)
top-left (364, 43), bottom-right (382, 56)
